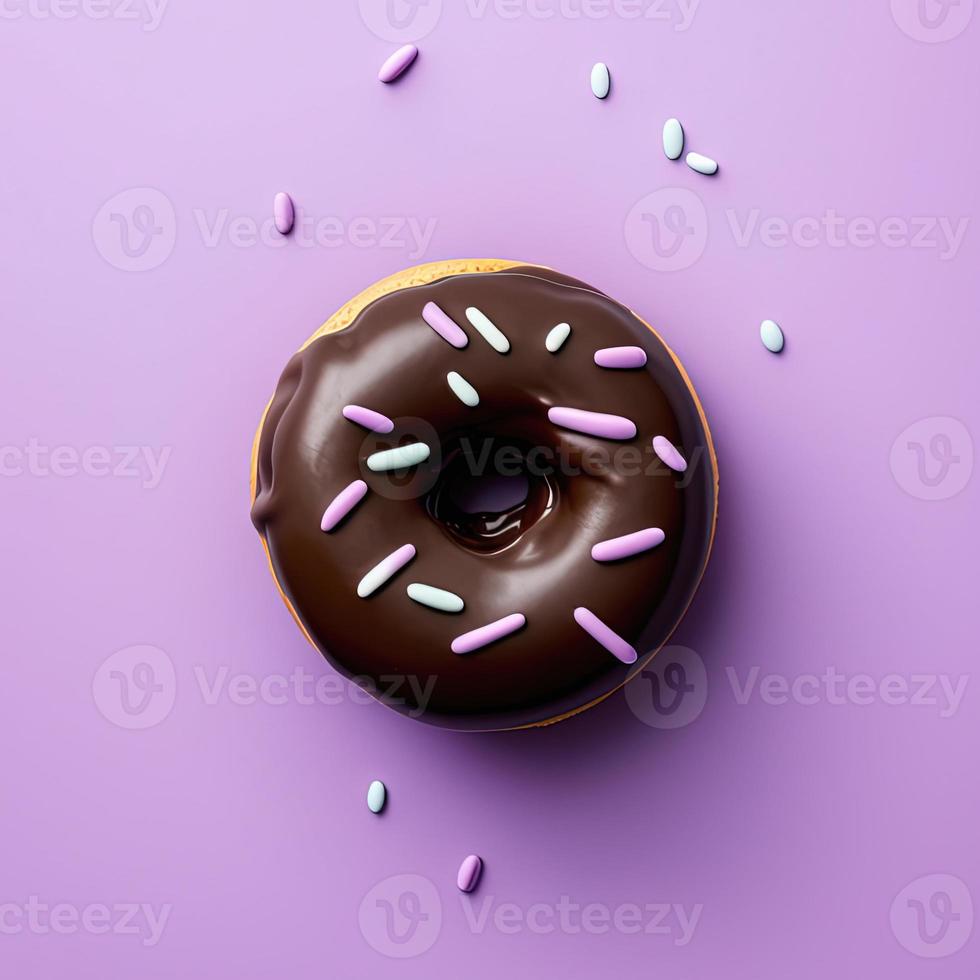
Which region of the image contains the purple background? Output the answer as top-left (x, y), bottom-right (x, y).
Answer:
top-left (2, 1), bottom-right (977, 976)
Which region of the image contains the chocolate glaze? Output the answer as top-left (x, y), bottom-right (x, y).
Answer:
top-left (251, 265), bottom-right (717, 730)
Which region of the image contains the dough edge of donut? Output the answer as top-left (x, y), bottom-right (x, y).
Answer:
top-left (249, 258), bottom-right (719, 732)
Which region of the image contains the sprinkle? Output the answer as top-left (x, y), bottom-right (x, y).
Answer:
top-left (592, 527), bottom-right (665, 563)
top-left (343, 404), bottom-right (395, 433)
top-left (378, 44), bottom-right (418, 83)
top-left (452, 613), bottom-right (526, 654)
top-left (366, 442), bottom-right (431, 472)
top-left (367, 780), bottom-right (387, 814)
top-left (548, 406), bottom-right (636, 441)
top-left (357, 544), bottom-right (416, 598)
top-left (594, 346), bottom-right (647, 369)
top-left (573, 607), bottom-right (637, 665)
top-left (545, 323), bottom-right (571, 353)
top-left (321, 480), bottom-right (368, 532)
top-left (662, 118), bottom-right (684, 161)
top-left (686, 151), bottom-right (718, 176)
top-left (447, 371), bottom-right (479, 407)
top-left (464, 307), bottom-right (510, 353)
top-left (422, 302), bottom-right (468, 348)
top-left (590, 62), bottom-right (610, 99)
top-left (457, 854), bottom-right (483, 893)
top-left (652, 435), bottom-right (687, 472)
top-left (407, 583), bottom-right (465, 613)
top-left (273, 192), bottom-right (294, 235)
top-left (760, 319), bottom-right (785, 353)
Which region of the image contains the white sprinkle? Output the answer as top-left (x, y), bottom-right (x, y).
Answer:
top-left (546, 323), bottom-right (571, 353)
top-left (465, 307), bottom-right (510, 353)
top-left (366, 443), bottom-right (431, 472)
top-left (760, 319), bottom-right (785, 353)
top-left (590, 62), bottom-right (610, 99)
top-left (357, 544), bottom-right (416, 598)
top-left (447, 371), bottom-right (479, 408)
top-left (662, 118), bottom-right (684, 160)
top-left (686, 152), bottom-right (718, 176)
top-left (407, 583), bottom-right (465, 614)
top-left (367, 780), bottom-right (387, 813)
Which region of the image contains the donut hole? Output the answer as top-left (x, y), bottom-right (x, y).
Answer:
top-left (427, 436), bottom-right (557, 554)
top-left (449, 471), bottom-right (530, 515)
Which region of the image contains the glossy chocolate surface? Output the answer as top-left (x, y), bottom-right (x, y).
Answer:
top-left (252, 266), bottom-right (716, 729)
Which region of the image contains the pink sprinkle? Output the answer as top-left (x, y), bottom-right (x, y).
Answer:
top-left (457, 854), bottom-right (483, 893)
top-left (591, 527), bottom-right (665, 562)
top-left (652, 435), bottom-right (687, 472)
top-left (378, 44), bottom-right (419, 84)
top-left (321, 480), bottom-right (368, 532)
top-left (343, 404), bottom-right (395, 433)
top-left (594, 346), bottom-right (648, 369)
top-left (422, 302), bottom-right (468, 349)
top-left (273, 192), bottom-right (294, 235)
top-left (573, 607), bottom-right (637, 665)
top-left (451, 613), bottom-right (526, 655)
top-left (548, 407), bottom-right (636, 441)
top-left (357, 544), bottom-right (417, 598)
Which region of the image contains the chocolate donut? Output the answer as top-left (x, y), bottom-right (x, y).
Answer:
top-left (250, 259), bottom-right (717, 731)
